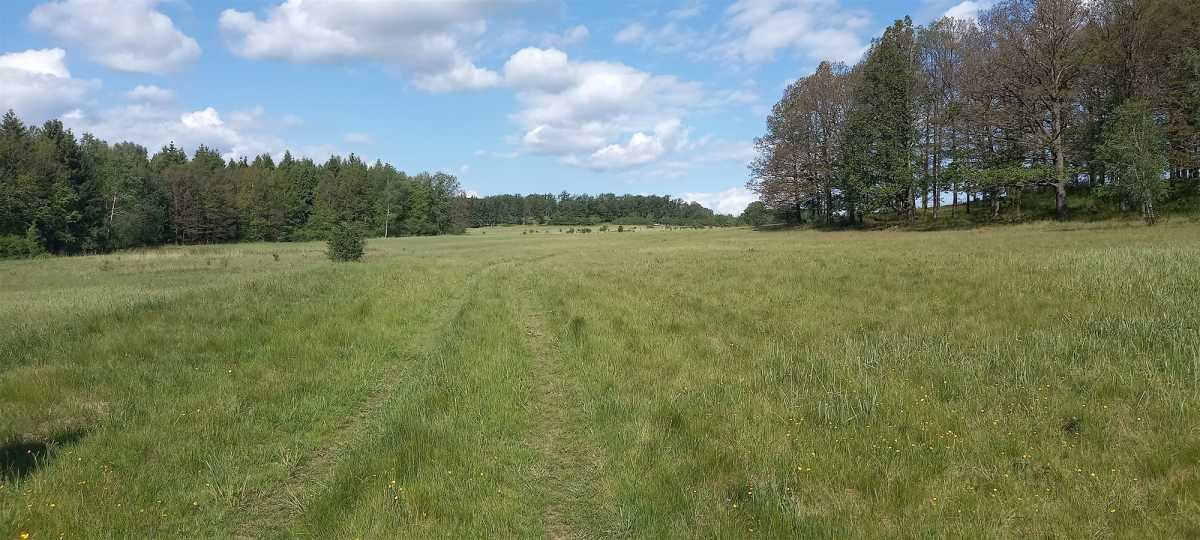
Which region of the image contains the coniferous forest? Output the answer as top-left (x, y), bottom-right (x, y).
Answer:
top-left (0, 110), bottom-right (734, 258)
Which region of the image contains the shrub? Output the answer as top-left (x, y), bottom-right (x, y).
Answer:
top-left (599, 225), bottom-right (608, 232)
top-left (617, 225), bottom-right (624, 233)
top-left (0, 228), bottom-right (47, 260)
top-left (579, 227), bottom-right (592, 234)
top-left (327, 223), bottom-right (366, 262)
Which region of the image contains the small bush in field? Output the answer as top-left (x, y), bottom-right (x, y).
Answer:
top-left (0, 227), bottom-right (47, 260)
top-left (327, 223), bottom-right (366, 262)
top-left (617, 225), bottom-right (624, 233)
top-left (599, 225), bottom-right (608, 232)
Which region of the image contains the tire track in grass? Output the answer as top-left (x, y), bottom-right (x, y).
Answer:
top-left (230, 259), bottom-right (500, 538)
top-left (232, 251), bottom-right (565, 537)
top-left (508, 268), bottom-right (621, 538)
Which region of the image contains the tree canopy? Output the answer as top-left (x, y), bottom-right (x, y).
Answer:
top-left (749, 0), bottom-right (1200, 226)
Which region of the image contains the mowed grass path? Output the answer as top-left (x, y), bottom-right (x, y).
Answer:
top-left (2, 222), bottom-right (1199, 537)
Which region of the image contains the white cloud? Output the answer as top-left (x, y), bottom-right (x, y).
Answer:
top-left (717, 0), bottom-right (870, 64)
top-left (503, 47), bottom-right (575, 90)
top-left (501, 47), bottom-right (709, 170)
top-left (219, 0), bottom-right (504, 92)
top-left (0, 48), bottom-right (97, 120)
top-left (412, 60), bottom-right (502, 92)
top-left (0, 48), bottom-right (71, 77)
top-left (29, 0), bottom-right (200, 74)
top-left (344, 132), bottom-right (374, 145)
top-left (615, 1), bottom-right (867, 65)
top-left (944, 1), bottom-right (992, 20)
top-left (126, 84), bottom-right (174, 103)
top-left (682, 187), bottom-right (756, 215)
top-left (572, 119), bottom-right (684, 170)
top-left (63, 101), bottom-right (286, 161)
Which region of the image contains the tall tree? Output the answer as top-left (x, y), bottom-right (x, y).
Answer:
top-left (1097, 100), bottom-right (1168, 224)
top-left (985, 0), bottom-right (1091, 220)
top-left (845, 18), bottom-right (921, 222)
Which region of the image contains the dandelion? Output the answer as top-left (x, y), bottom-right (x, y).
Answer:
top-left (20, 533), bottom-right (30, 540)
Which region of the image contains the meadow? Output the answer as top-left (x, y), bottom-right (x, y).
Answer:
top-left (2, 220), bottom-right (1199, 538)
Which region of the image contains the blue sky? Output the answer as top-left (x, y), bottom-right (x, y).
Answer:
top-left (0, 0), bottom-right (988, 214)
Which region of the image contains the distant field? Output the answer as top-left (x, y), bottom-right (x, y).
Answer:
top-left (2, 221), bottom-right (1199, 537)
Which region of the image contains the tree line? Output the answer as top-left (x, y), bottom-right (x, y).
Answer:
top-left (462, 193), bottom-right (736, 228)
top-left (749, 0), bottom-right (1200, 226)
top-left (0, 109), bottom-right (735, 258)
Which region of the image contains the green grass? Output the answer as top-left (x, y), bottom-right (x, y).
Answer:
top-left (2, 221), bottom-right (1199, 537)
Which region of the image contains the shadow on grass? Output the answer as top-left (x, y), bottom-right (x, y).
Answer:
top-left (1, 430), bottom-right (86, 482)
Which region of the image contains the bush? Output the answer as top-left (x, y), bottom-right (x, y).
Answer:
top-left (617, 225), bottom-right (624, 233)
top-left (599, 225), bottom-right (608, 232)
top-left (0, 227), bottom-right (47, 260)
top-left (327, 223), bottom-right (366, 262)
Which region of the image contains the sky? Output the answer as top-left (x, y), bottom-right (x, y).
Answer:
top-left (0, 0), bottom-right (991, 215)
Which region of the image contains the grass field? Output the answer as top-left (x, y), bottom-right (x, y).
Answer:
top-left (2, 220), bottom-right (1199, 538)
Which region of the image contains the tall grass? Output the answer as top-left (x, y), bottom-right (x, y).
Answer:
top-left (2, 221), bottom-right (1198, 537)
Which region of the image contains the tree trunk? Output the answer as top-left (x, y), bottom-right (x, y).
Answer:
top-left (1054, 181), bottom-right (1068, 221)
top-left (932, 127), bottom-right (941, 220)
top-left (1052, 106), bottom-right (1069, 221)
top-left (921, 121), bottom-right (930, 214)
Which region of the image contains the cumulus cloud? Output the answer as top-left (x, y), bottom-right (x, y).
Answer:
top-left (717, 0), bottom-right (870, 64)
top-left (0, 48), bottom-right (97, 120)
top-left (502, 47), bottom-right (710, 170)
top-left (681, 187), bottom-right (757, 215)
top-left (29, 0), bottom-right (200, 73)
top-left (570, 119), bottom-right (685, 170)
top-left (63, 100), bottom-right (286, 161)
top-left (944, 1), bottom-right (993, 20)
top-left (219, 0), bottom-right (505, 92)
